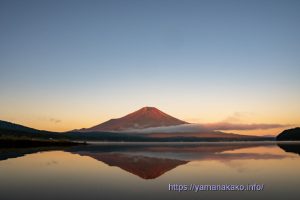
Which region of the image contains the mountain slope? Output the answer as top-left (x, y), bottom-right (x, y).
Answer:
top-left (0, 120), bottom-right (40, 133)
top-left (277, 127), bottom-right (300, 141)
top-left (81, 107), bottom-right (188, 132)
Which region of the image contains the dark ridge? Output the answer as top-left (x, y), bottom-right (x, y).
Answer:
top-left (276, 127), bottom-right (300, 141)
top-left (0, 120), bottom-right (40, 133)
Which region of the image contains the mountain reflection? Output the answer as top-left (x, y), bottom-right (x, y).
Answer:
top-left (0, 146), bottom-right (69, 161)
top-left (0, 142), bottom-right (296, 180)
top-left (66, 143), bottom-right (288, 179)
top-left (80, 152), bottom-right (188, 179)
top-left (277, 142), bottom-right (300, 155)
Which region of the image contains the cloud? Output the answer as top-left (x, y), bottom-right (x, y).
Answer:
top-left (125, 124), bottom-right (208, 133)
top-left (222, 112), bottom-right (254, 123)
top-left (222, 112), bottom-right (244, 123)
top-left (37, 116), bottom-right (62, 124)
top-left (49, 118), bottom-right (61, 123)
top-left (201, 122), bottom-right (290, 131)
top-left (124, 123), bottom-right (290, 133)
top-left (185, 112), bottom-right (254, 124)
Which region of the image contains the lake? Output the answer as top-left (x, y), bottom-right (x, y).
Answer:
top-left (1, 142), bottom-right (300, 200)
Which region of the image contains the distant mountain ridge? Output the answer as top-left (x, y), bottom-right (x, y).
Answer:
top-left (0, 119), bottom-right (275, 142)
top-left (277, 127), bottom-right (300, 141)
top-left (0, 120), bottom-right (39, 133)
top-left (79, 107), bottom-right (188, 132)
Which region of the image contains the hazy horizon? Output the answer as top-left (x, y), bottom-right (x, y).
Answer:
top-left (1, 0), bottom-right (300, 135)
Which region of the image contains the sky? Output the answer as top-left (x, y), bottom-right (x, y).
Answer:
top-left (0, 0), bottom-right (300, 135)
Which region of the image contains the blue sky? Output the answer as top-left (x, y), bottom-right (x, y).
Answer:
top-left (0, 0), bottom-right (299, 132)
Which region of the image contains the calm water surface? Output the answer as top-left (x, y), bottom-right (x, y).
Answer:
top-left (1, 142), bottom-right (300, 200)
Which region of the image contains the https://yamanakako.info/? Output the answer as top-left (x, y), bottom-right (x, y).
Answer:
top-left (168, 183), bottom-right (264, 192)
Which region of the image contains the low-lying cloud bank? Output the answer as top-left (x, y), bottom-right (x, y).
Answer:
top-left (201, 122), bottom-right (289, 131)
top-left (124, 123), bottom-right (290, 133)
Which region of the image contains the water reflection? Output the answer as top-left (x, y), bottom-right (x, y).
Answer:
top-left (67, 143), bottom-right (291, 179)
top-left (1, 142), bottom-right (300, 200)
top-left (80, 152), bottom-right (188, 179)
top-left (277, 142), bottom-right (300, 155)
top-left (0, 142), bottom-right (295, 180)
top-left (0, 146), bottom-right (70, 161)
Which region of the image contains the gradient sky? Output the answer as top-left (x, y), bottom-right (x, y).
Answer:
top-left (0, 0), bottom-right (300, 135)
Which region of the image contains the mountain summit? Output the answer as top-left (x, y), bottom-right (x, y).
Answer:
top-left (81, 107), bottom-right (188, 132)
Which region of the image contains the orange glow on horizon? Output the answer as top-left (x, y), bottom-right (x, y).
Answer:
top-left (1, 104), bottom-right (299, 136)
